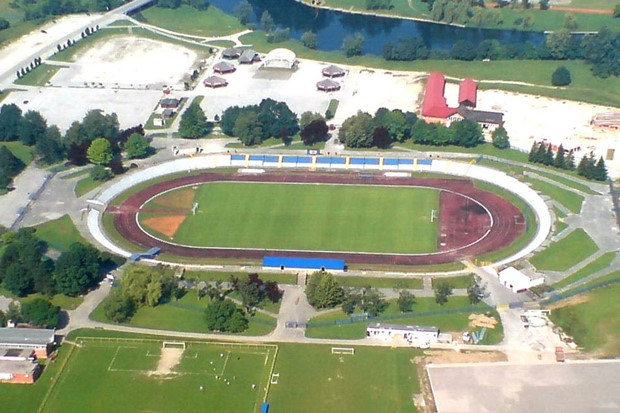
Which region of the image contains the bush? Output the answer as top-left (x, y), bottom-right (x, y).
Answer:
top-left (90, 165), bottom-right (112, 181)
top-left (551, 66), bottom-right (571, 86)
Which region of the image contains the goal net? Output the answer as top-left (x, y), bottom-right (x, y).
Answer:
top-left (331, 347), bottom-right (355, 355)
top-left (162, 341), bottom-right (186, 350)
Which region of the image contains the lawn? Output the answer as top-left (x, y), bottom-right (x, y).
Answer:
top-left (185, 270), bottom-right (297, 285)
top-left (336, 276), bottom-right (423, 289)
top-left (550, 282), bottom-right (620, 355)
top-left (526, 177), bottom-right (585, 214)
top-left (33, 214), bottom-right (89, 252)
top-left (398, 142), bottom-right (529, 162)
top-left (551, 252), bottom-right (617, 290)
top-left (75, 175), bottom-right (105, 197)
top-left (14, 64), bottom-right (64, 86)
top-left (268, 344), bottom-right (422, 413)
top-left (91, 289), bottom-right (276, 336)
top-left (0, 141), bottom-right (35, 165)
top-left (431, 274), bottom-right (474, 289)
top-left (529, 228), bottom-right (599, 271)
top-left (140, 4), bottom-right (246, 37)
top-left (39, 337), bottom-right (276, 413)
top-left (144, 182), bottom-right (440, 254)
top-left (305, 297), bottom-right (499, 341)
top-left (0, 287), bottom-right (83, 310)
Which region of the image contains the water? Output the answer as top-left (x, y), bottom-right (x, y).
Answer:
top-left (207, 0), bottom-right (545, 54)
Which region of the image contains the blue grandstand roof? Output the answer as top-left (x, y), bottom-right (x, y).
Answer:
top-left (231, 154), bottom-right (245, 161)
top-left (263, 256), bottom-right (345, 270)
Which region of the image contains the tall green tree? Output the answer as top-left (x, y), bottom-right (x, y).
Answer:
top-left (204, 298), bottom-right (248, 332)
top-left (339, 111), bottom-right (374, 148)
top-left (551, 66), bottom-right (572, 86)
top-left (434, 282), bottom-right (453, 305)
top-left (450, 119), bottom-right (483, 147)
top-left (301, 31), bottom-right (318, 49)
top-left (491, 126), bottom-right (510, 149)
top-left (103, 289), bottom-right (135, 323)
top-left (36, 126), bottom-right (64, 164)
top-left (124, 133), bottom-right (151, 159)
top-left (54, 243), bottom-right (101, 296)
top-left (261, 10), bottom-right (275, 32)
top-left (87, 138), bottom-right (113, 165)
top-left (0, 104), bottom-right (23, 142)
top-left (234, 0), bottom-right (253, 25)
top-left (0, 146), bottom-right (25, 190)
top-left (20, 298), bottom-right (60, 328)
top-left (397, 290), bottom-right (416, 312)
top-left (18, 110), bottom-right (47, 146)
top-left (179, 101), bottom-right (208, 138)
top-left (342, 32), bottom-right (364, 57)
top-left (554, 144), bottom-right (566, 169)
top-left (233, 110), bottom-right (263, 146)
top-left (305, 272), bottom-right (345, 309)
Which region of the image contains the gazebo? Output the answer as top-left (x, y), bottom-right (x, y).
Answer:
top-left (203, 75), bottom-right (228, 88)
top-left (239, 49), bottom-right (260, 64)
top-left (316, 78), bottom-right (341, 92)
top-left (262, 48), bottom-right (297, 69)
top-left (213, 61), bottom-right (236, 74)
top-left (322, 64), bottom-right (346, 78)
top-left (222, 48), bottom-right (241, 59)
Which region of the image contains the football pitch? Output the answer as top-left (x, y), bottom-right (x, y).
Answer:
top-left (33, 337), bottom-right (422, 413)
top-left (140, 182), bottom-right (439, 254)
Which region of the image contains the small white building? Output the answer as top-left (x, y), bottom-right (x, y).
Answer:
top-left (366, 323), bottom-right (439, 347)
top-left (262, 48), bottom-right (297, 70)
top-left (498, 267), bottom-right (544, 293)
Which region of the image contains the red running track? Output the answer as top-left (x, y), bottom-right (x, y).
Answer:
top-left (109, 171), bottom-right (525, 266)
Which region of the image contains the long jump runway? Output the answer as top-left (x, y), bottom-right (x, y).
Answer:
top-left (108, 171), bottom-right (525, 265)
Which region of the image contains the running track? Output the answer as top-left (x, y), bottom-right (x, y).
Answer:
top-left (109, 171), bottom-right (525, 266)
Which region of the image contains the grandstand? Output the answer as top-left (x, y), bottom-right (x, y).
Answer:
top-left (263, 256), bottom-right (346, 271)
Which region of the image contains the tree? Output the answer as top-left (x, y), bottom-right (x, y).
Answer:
top-left (451, 40), bottom-right (477, 61)
top-left (6, 302), bottom-right (20, 323)
top-left (204, 298), bottom-right (248, 332)
top-left (581, 28), bottom-right (620, 78)
top-left (0, 104), bottom-right (23, 142)
top-left (359, 287), bottom-right (387, 317)
top-left (87, 138), bottom-right (113, 165)
top-left (0, 18), bottom-right (10, 31)
top-left (54, 242), bottom-right (101, 296)
top-left (342, 32), bottom-right (364, 57)
top-left (371, 126), bottom-right (391, 148)
top-left (594, 156), bottom-right (608, 181)
top-left (0, 310), bottom-right (6, 327)
top-left (491, 126), bottom-right (510, 149)
top-left (220, 106), bottom-right (242, 136)
top-left (257, 98), bottom-right (299, 139)
top-left (261, 10), bottom-right (275, 33)
top-left (339, 111), bottom-right (374, 148)
top-left (551, 66), bottom-right (571, 86)
top-left (397, 290), bottom-right (416, 312)
top-left (18, 110), bottom-right (47, 146)
top-left (20, 298), bottom-right (60, 328)
top-left (554, 144), bottom-right (566, 169)
top-left (564, 13), bottom-right (578, 30)
top-left (179, 101), bottom-right (209, 138)
top-left (233, 110), bottom-right (263, 146)
top-left (467, 275), bottom-right (488, 304)
top-left (366, 0), bottom-right (393, 9)
top-left (3, 263), bottom-right (33, 296)
top-left (124, 133), bottom-right (151, 159)
top-left (36, 126), bottom-right (64, 164)
top-left (120, 264), bottom-right (176, 308)
top-left (539, 0), bottom-right (550, 9)
top-left (90, 165), bottom-right (113, 182)
top-left (301, 31), bottom-right (318, 49)
top-left (0, 146), bottom-right (25, 190)
top-left (300, 119), bottom-right (329, 145)
top-left (434, 281), bottom-right (453, 305)
top-left (614, 4), bottom-right (620, 17)
top-left (450, 119), bottom-right (483, 147)
top-left (237, 275), bottom-right (263, 310)
top-left (81, 110), bottom-right (119, 144)
top-left (234, 0), bottom-right (253, 25)
top-left (305, 272), bottom-right (345, 309)
top-left (103, 289), bottom-right (135, 323)
top-left (299, 111), bottom-right (325, 130)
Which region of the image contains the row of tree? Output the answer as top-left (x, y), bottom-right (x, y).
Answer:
top-left (528, 142), bottom-right (608, 181)
top-left (0, 228), bottom-right (120, 298)
top-left (0, 298), bottom-right (60, 329)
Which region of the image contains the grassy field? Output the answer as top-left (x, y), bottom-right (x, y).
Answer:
top-left (33, 214), bottom-right (89, 252)
top-left (140, 5), bottom-right (246, 37)
top-left (0, 141), bottom-right (35, 164)
top-left (431, 274), bottom-right (474, 289)
top-left (551, 251), bottom-right (617, 289)
top-left (305, 296), bottom-right (501, 342)
top-left (398, 142), bottom-right (529, 162)
top-left (74, 175), bottom-right (105, 197)
top-left (184, 270), bottom-right (297, 285)
top-left (0, 0), bottom-right (41, 47)
top-left (526, 177), bottom-right (584, 214)
top-left (40, 337), bottom-right (276, 413)
top-left (144, 182), bottom-right (439, 254)
top-left (336, 276), bottom-right (423, 289)
top-left (0, 286), bottom-right (83, 310)
top-left (14, 64), bottom-right (64, 86)
top-left (240, 31), bottom-right (620, 107)
top-left (550, 282), bottom-right (620, 355)
top-left (529, 228), bottom-right (599, 271)
top-left (91, 289), bottom-right (276, 336)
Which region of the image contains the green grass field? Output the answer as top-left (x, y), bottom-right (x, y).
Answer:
top-left (529, 228), bottom-right (599, 271)
top-left (75, 175), bottom-right (105, 197)
top-left (140, 5), bottom-right (245, 37)
top-left (0, 141), bottom-right (35, 165)
top-left (526, 177), bottom-right (584, 214)
top-left (14, 64), bottom-right (64, 86)
top-left (551, 252), bottom-right (617, 289)
top-left (40, 337), bottom-right (276, 413)
top-left (142, 182), bottom-right (439, 254)
top-left (431, 274), bottom-right (474, 289)
top-left (33, 214), bottom-right (89, 252)
top-left (336, 275), bottom-right (423, 289)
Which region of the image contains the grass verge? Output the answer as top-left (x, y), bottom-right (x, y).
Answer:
top-left (551, 251), bottom-right (617, 290)
top-left (529, 228), bottom-right (599, 271)
top-left (32, 214), bottom-right (89, 252)
top-left (14, 64), bottom-right (64, 86)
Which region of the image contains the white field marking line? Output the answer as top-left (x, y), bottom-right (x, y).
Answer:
top-left (135, 181), bottom-right (493, 256)
top-left (219, 351), bottom-right (231, 376)
top-left (107, 346), bottom-right (122, 372)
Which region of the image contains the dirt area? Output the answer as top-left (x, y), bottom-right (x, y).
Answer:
top-left (153, 187), bottom-right (196, 209)
top-left (423, 350), bottom-right (507, 364)
top-left (52, 36), bottom-right (198, 87)
top-left (469, 313), bottom-right (499, 329)
top-left (547, 293), bottom-right (591, 310)
top-left (142, 215), bottom-right (187, 238)
top-left (150, 347), bottom-right (184, 376)
top-left (477, 89), bottom-right (620, 177)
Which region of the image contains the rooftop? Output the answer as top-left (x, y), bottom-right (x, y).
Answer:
top-left (0, 360), bottom-right (39, 375)
top-left (0, 328), bottom-right (55, 346)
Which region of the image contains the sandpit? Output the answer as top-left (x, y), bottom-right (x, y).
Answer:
top-left (142, 215), bottom-right (187, 238)
top-left (63, 36), bottom-right (198, 86)
top-left (150, 347), bottom-right (184, 376)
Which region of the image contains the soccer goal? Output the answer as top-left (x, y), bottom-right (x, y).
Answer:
top-left (331, 347), bottom-right (355, 355)
top-left (162, 341), bottom-right (186, 350)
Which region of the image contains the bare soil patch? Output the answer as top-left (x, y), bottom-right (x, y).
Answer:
top-left (547, 293), bottom-right (591, 310)
top-left (150, 347), bottom-right (184, 376)
top-left (143, 215), bottom-right (187, 238)
top-left (423, 350), bottom-right (507, 364)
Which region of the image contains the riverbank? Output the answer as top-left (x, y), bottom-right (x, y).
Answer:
top-left (296, 0), bottom-right (620, 32)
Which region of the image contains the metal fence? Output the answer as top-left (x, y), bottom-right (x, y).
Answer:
top-left (543, 275), bottom-right (620, 305)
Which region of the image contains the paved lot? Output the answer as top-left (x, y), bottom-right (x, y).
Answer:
top-left (428, 361), bottom-right (620, 413)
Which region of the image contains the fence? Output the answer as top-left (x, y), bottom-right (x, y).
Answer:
top-left (543, 275), bottom-right (620, 305)
top-left (306, 306), bottom-right (492, 329)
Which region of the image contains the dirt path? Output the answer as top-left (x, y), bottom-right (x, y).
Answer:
top-left (551, 5), bottom-right (613, 14)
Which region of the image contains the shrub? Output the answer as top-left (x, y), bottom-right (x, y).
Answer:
top-left (551, 66), bottom-right (571, 86)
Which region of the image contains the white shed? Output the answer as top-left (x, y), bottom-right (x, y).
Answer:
top-left (498, 267), bottom-right (544, 293)
top-left (366, 323), bottom-right (439, 347)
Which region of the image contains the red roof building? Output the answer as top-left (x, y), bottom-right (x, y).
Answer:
top-left (458, 78), bottom-right (477, 107)
top-left (421, 72), bottom-right (457, 119)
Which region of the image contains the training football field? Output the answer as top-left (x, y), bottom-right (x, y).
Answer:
top-left (40, 338), bottom-right (276, 413)
top-left (141, 182), bottom-right (439, 254)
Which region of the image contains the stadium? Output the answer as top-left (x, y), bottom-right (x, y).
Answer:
top-left (90, 154), bottom-right (551, 268)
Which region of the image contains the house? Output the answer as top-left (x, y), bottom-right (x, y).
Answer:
top-left (0, 360), bottom-right (41, 384)
top-left (498, 267), bottom-right (544, 293)
top-left (421, 72), bottom-right (454, 121)
top-left (160, 98), bottom-right (180, 109)
top-left (316, 78), bottom-right (341, 92)
top-left (0, 328), bottom-right (55, 359)
top-left (239, 49), bottom-right (260, 64)
top-left (366, 323), bottom-right (439, 347)
top-left (449, 106), bottom-right (504, 131)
